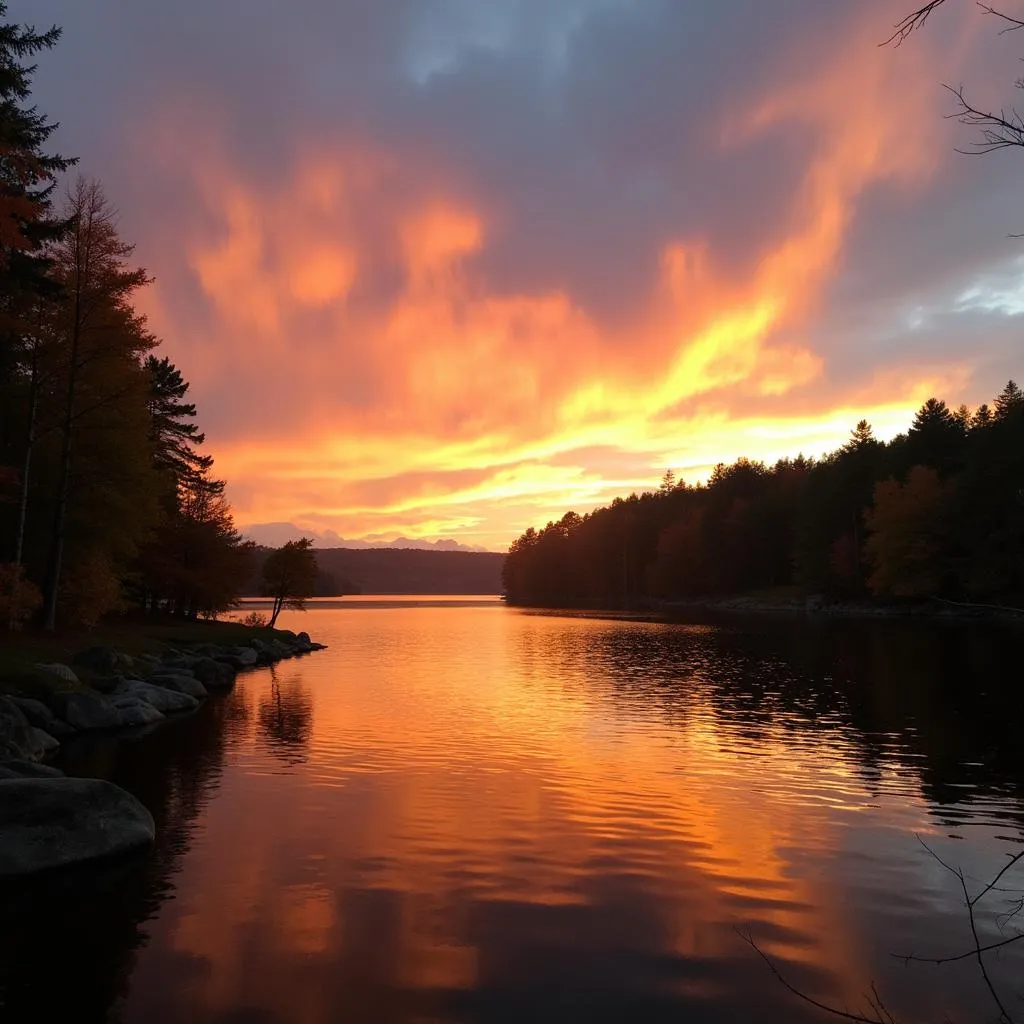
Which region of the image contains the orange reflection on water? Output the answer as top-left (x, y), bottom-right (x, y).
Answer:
top-left (123, 605), bottom-right (1012, 1024)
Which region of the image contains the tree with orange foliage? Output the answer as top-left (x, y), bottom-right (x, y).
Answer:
top-left (864, 465), bottom-right (950, 598)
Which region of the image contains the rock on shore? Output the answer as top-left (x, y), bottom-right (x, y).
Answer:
top-left (0, 630), bottom-right (326, 755)
top-left (0, 778), bottom-right (155, 876)
top-left (0, 627), bottom-right (325, 875)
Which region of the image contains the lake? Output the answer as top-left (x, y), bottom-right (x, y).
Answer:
top-left (2, 598), bottom-right (1022, 1023)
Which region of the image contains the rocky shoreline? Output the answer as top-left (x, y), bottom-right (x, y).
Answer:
top-left (0, 628), bottom-right (325, 877)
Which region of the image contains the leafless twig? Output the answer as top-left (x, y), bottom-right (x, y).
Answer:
top-left (979, 3), bottom-right (1024, 33)
top-left (744, 838), bottom-right (1023, 1024)
top-left (910, 837), bottom-right (1019, 1024)
top-left (884, 0), bottom-right (949, 45)
top-left (944, 84), bottom-right (1024, 153)
top-left (737, 928), bottom-right (895, 1023)
top-left (893, 932), bottom-right (1024, 966)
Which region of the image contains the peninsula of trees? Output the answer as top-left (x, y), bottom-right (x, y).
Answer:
top-left (503, 385), bottom-right (1024, 610)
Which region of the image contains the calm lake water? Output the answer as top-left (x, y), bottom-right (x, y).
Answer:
top-left (2, 598), bottom-right (1023, 1023)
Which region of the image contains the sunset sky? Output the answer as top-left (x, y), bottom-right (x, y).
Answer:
top-left (15, 0), bottom-right (1024, 550)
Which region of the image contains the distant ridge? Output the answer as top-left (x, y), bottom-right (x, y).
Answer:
top-left (242, 522), bottom-right (494, 553)
top-left (247, 546), bottom-right (504, 596)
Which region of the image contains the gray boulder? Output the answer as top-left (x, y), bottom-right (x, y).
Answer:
top-left (215, 646), bottom-right (260, 671)
top-left (296, 631), bottom-right (311, 646)
top-left (148, 672), bottom-right (207, 700)
top-left (72, 646), bottom-right (119, 674)
top-left (7, 696), bottom-right (76, 738)
top-left (25, 728), bottom-right (59, 760)
top-left (187, 642), bottom-right (224, 657)
top-left (0, 696), bottom-right (36, 761)
top-left (32, 662), bottom-right (79, 685)
top-left (159, 655), bottom-right (199, 673)
top-left (191, 657), bottom-right (235, 690)
top-left (230, 646), bottom-right (259, 666)
top-left (0, 760), bottom-right (64, 780)
top-left (51, 692), bottom-right (123, 732)
top-left (0, 778), bottom-right (155, 876)
top-left (109, 695), bottom-right (164, 727)
top-left (114, 680), bottom-right (199, 714)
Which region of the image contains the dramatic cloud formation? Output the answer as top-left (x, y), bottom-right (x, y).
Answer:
top-left (16, 0), bottom-right (1024, 548)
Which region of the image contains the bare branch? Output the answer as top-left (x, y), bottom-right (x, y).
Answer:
top-left (884, 1), bottom-right (950, 46)
top-left (970, 850), bottom-right (1024, 908)
top-left (979, 3), bottom-right (1024, 34)
top-left (916, 837), bottom-right (1017, 1024)
top-left (893, 933), bottom-right (1024, 966)
top-left (737, 929), bottom-right (893, 1024)
top-left (944, 83), bottom-right (1024, 153)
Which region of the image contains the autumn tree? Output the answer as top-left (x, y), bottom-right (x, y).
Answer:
top-left (40, 178), bottom-right (155, 628)
top-left (262, 538), bottom-right (318, 628)
top-left (864, 466), bottom-right (951, 598)
top-left (138, 472), bottom-right (253, 618)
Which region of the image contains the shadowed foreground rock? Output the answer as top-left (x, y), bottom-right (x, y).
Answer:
top-left (0, 778), bottom-right (155, 876)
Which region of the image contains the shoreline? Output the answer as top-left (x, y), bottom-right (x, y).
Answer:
top-left (0, 625), bottom-right (326, 877)
top-left (506, 595), bottom-right (1024, 623)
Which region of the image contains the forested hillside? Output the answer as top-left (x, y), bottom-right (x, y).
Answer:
top-left (503, 385), bottom-right (1024, 609)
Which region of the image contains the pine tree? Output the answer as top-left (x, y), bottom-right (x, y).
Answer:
top-left (0, 2), bottom-right (75, 569)
top-left (993, 380), bottom-right (1024, 420)
top-left (145, 355), bottom-right (214, 486)
top-left (0, 4), bottom-right (74, 283)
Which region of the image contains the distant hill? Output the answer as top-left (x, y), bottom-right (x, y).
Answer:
top-left (242, 522), bottom-right (492, 552)
top-left (247, 547), bottom-right (505, 595)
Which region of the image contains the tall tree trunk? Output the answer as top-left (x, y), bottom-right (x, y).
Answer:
top-left (12, 327), bottom-right (41, 570)
top-left (42, 211), bottom-right (87, 631)
top-left (42, 365), bottom-right (75, 631)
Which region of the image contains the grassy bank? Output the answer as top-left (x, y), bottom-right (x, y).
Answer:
top-left (0, 616), bottom-right (301, 695)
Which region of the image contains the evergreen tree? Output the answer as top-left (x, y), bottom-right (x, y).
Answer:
top-left (0, 2), bottom-right (74, 568)
top-left (145, 354), bottom-right (213, 486)
top-left (993, 380), bottom-right (1024, 420)
top-left (0, 4), bottom-right (73, 285)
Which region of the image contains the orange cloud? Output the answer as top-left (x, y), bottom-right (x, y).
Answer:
top-left (135, 7), bottom-right (982, 549)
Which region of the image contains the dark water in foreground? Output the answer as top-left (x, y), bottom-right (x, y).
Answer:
top-left (2, 599), bottom-right (1023, 1023)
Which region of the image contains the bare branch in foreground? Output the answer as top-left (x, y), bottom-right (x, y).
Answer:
top-left (742, 838), bottom-right (1024, 1024)
top-left (978, 4), bottom-right (1024, 34)
top-left (884, 1), bottom-right (950, 46)
top-left (912, 837), bottom-right (1019, 1024)
top-left (893, 932), bottom-right (1024, 966)
top-left (737, 928), bottom-right (895, 1024)
top-left (944, 84), bottom-right (1024, 153)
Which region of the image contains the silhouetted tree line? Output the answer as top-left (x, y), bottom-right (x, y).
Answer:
top-left (503, 385), bottom-right (1024, 608)
top-left (0, 6), bottom-right (253, 628)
